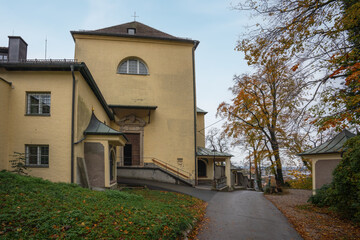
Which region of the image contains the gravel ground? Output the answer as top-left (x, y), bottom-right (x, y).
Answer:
top-left (265, 189), bottom-right (360, 240)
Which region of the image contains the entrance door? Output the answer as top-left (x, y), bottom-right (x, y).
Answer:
top-left (123, 133), bottom-right (140, 166)
top-left (198, 160), bottom-right (207, 177)
top-left (124, 144), bottom-right (132, 166)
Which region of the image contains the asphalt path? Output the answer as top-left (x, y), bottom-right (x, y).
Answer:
top-left (118, 179), bottom-right (302, 240)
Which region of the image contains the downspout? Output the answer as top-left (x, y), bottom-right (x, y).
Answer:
top-left (192, 40), bottom-right (199, 186)
top-left (70, 65), bottom-right (76, 183)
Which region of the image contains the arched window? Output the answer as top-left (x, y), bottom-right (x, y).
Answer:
top-left (117, 58), bottom-right (148, 75)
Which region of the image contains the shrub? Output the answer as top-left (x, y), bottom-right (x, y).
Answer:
top-left (9, 152), bottom-right (28, 175)
top-left (308, 184), bottom-right (331, 207)
top-left (287, 176), bottom-right (312, 190)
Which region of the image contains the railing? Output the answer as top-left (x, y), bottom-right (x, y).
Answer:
top-left (143, 157), bottom-right (192, 180)
top-left (214, 176), bottom-right (227, 190)
top-left (0, 59), bottom-right (78, 63)
top-left (21, 59), bottom-right (78, 63)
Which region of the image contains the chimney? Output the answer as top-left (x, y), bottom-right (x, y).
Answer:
top-left (8, 36), bottom-right (28, 62)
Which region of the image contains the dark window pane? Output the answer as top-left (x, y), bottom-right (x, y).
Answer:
top-left (40, 146), bottom-right (49, 155)
top-left (41, 156), bottom-right (48, 165)
top-left (30, 95), bottom-right (40, 105)
top-left (29, 155), bottom-right (37, 164)
top-left (30, 105), bottom-right (39, 114)
top-left (29, 146), bottom-right (37, 155)
top-left (42, 105), bottom-right (50, 114)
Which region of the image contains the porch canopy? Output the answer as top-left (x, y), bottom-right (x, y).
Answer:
top-left (197, 147), bottom-right (233, 190)
top-left (298, 129), bottom-right (355, 156)
top-left (109, 105), bottom-right (157, 123)
top-left (84, 112), bottom-right (128, 145)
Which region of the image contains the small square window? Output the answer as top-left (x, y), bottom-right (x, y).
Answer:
top-left (127, 28), bottom-right (136, 35)
top-left (25, 145), bottom-right (49, 167)
top-left (26, 93), bottom-right (51, 115)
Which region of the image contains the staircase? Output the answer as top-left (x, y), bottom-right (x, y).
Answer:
top-left (117, 158), bottom-right (194, 186)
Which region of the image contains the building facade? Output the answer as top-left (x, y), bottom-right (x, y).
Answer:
top-left (0, 21), bottom-right (234, 190)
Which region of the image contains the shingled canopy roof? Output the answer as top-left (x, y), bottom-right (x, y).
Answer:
top-left (84, 113), bottom-right (127, 139)
top-left (197, 147), bottom-right (233, 157)
top-left (71, 21), bottom-right (199, 47)
top-left (298, 129), bottom-right (356, 156)
top-left (196, 107), bottom-right (207, 114)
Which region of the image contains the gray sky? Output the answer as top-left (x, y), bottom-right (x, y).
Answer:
top-left (1, 0), bottom-right (255, 164)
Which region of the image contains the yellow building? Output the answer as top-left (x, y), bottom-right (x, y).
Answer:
top-left (0, 21), bottom-right (234, 190)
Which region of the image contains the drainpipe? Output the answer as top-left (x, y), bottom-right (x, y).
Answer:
top-left (192, 40), bottom-right (199, 186)
top-left (70, 65), bottom-right (76, 183)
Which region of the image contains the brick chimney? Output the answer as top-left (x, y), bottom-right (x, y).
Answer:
top-left (8, 36), bottom-right (28, 62)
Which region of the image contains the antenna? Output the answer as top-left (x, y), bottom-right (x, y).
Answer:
top-left (132, 12), bottom-right (139, 21)
top-left (45, 36), bottom-right (47, 59)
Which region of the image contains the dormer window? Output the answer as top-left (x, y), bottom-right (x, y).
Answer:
top-left (127, 28), bottom-right (136, 35)
top-left (118, 58), bottom-right (148, 75)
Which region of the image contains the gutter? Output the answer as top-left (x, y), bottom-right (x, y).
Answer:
top-left (192, 40), bottom-right (200, 186)
top-left (70, 65), bottom-right (76, 183)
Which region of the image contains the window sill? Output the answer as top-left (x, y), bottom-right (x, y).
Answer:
top-left (25, 114), bottom-right (51, 117)
top-left (26, 165), bottom-right (49, 168)
top-left (117, 73), bottom-right (149, 76)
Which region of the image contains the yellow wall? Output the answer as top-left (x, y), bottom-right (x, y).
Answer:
top-left (74, 35), bottom-right (197, 178)
top-left (196, 113), bottom-right (205, 147)
top-left (73, 72), bottom-right (115, 187)
top-left (0, 70), bottom-right (73, 182)
top-left (0, 79), bottom-right (11, 170)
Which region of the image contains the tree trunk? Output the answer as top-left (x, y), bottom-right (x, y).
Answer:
top-left (269, 131), bottom-right (284, 187)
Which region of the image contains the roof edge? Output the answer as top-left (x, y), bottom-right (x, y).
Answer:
top-left (71, 31), bottom-right (199, 47)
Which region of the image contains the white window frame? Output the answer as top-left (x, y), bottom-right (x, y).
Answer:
top-left (25, 145), bottom-right (49, 167)
top-left (26, 92), bottom-right (51, 115)
top-left (118, 59), bottom-right (148, 75)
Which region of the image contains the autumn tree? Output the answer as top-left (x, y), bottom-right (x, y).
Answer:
top-left (206, 128), bottom-right (230, 153)
top-left (243, 131), bottom-right (267, 191)
top-left (234, 0), bottom-right (360, 130)
top-left (218, 57), bottom-right (306, 187)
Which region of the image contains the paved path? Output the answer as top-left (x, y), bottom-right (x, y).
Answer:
top-left (118, 179), bottom-right (302, 240)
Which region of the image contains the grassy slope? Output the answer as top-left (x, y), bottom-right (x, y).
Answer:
top-left (0, 171), bottom-right (205, 239)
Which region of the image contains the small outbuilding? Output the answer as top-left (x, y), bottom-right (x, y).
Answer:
top-left (299, 129), bottom-right (356, 194)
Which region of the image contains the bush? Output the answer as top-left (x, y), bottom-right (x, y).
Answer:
top-left (287, 176), bottom-right (312, 190)
top-left (308, 184), bottom-right (331, 207)
top-left (309, 135), bottom-right (360, 224)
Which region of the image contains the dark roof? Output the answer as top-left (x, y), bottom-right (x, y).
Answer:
top-left (196, 107), bottom-right (207, 114)
top-left (299, 129), bottom-right (356, 156)
top-left (71, 21), bottom-right (199, 48)
top-left (0, 47), bottom-right (8, 54)
top-left (0, 61), bottom-right (114, 120)
top-left (109, 105), bottom-right (157, 110)
top-left (197, 147), bottom-right (233, 157)
top-left (84, 113), bottom-right (127, 139)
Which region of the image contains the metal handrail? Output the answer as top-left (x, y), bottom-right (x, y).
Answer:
top-left (144, 157), bottom-right (192, 179)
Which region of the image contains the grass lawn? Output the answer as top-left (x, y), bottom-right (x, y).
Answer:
top-left (0, 171), bottom-right (206, 239)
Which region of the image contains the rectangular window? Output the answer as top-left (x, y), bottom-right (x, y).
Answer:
top-left (25, 145), bottom-right (49, 167)
top-left (26, 93), bottom-right (51, 115)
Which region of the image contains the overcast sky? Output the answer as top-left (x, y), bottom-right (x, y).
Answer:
top-left (1, 0), bottom-right (256, 164)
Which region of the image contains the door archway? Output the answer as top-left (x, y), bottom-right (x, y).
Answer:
top-left (198, 159), bottom-right (207, 177)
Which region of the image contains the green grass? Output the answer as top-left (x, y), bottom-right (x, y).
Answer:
top-left (0, 171), bottom-right (206, 239)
